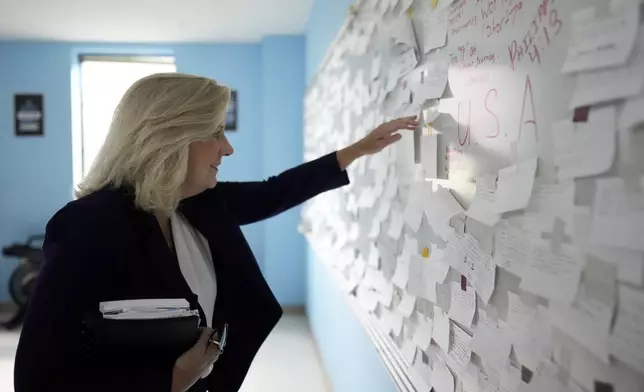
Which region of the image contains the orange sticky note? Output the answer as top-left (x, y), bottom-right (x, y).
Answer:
top-left (431, 0), bottom-right (439, 10)
top-left (422, 248), bottom-right (430, 258)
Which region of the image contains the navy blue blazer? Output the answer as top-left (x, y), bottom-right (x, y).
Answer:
top-left (13, 151), bottom-right (349, 392)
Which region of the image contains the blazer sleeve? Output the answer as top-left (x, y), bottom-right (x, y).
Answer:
top-left (13, 205), bottom-right (174, 392)
top-left (213, 151), bottom-right (350, 225)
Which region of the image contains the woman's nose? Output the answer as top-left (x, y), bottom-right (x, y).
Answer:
top-left (223, 138), bottom-right (234, 156)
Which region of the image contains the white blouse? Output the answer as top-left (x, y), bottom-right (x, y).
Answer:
top-left (170, 211), bottom-right (217, 327)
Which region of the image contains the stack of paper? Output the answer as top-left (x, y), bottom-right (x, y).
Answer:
top-left (99, 299), bottom-right (198, 320)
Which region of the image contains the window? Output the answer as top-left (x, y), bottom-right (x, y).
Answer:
top-left (76, 56), bottom-right (176, 183)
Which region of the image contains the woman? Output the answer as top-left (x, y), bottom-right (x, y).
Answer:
top-left (13, 73), bottom-right (418, 392)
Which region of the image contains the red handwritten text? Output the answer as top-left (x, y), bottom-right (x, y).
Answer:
top-left (518, 74), bottom-right (538, 143)
top-left (485, 89), bottom-right (500, 138)
top-left (508, 0), bottom-right (563, 69)
top-left (481, 0), bottom-right (524, 39)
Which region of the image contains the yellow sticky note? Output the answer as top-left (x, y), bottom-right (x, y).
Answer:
top-left (427, 122), bottom-right (433, 136)
top-left (422, 248), bottom-right (430, 258)
top-left (408, 7), bottom-right (413, 18)
top-left (431, 0), bottom-right (439, 10)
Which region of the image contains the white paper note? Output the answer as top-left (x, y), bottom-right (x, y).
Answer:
top-left (526, 180), bottom-right (575, 219)
top-left (424, 184), bottom-right (464, 240)
top-left (413, 315), bottom-right (434, 351)
top-left (552, 106), bottom-right (617, 180)
top-left (433, 305), bottom-right (451, 353)
top-left (590, 176), bottom-right (644, 252)
top-left (494, 225), bottom-right (531, 279)
top-left (561, 4), bottom-right (640, 73)
top-left (404, 181), bottom-right (425, 232)
top-left (448, 323), bottom-right (472, 368)
top-left (466, 237), bottom-right (497, 304)
top-left (357, 284), bottom-right (380, 312)
top-left (466, 175), bottom-right (501, 228)
top-left (388, 211), bottom-right (405, 239)
top-left (569, 31), bottom-right (644, 109)
top-left (425, 251), bottom-right (450, 284)
top-left (419, 7), bottom-right (448, 52)
top-left (610, 285), bottom-right (644, 373)
top-left (390, 14), bottom-right (418, 49)
top-left (507, 293), bottom-right (553, 370)
top-left (499, 364), bottom-right (522, 392)
top-left (409, 362), bottom-right (433, 392)
top-left (587, 245), bottom-right (644, 286)
top-left (408, 255), bottom-right (438, 303)
top-left (431, 358), bottom-right (455, 392)
top-left (398, 292), bottom-right (417, 317)
top-left (371, 52), bottom-right (382, 81)
top-left (421, 134), bottom-right (438, 178)
top-left (494, 158), bottom-right (538, 214)
top-left (470, 320), bottom-right (512, 372)
top-left (392, 252), bottom-right (411, 289)
top-left (382, 308), bottom-right (404, 336)
top-left (401, 339), bottom-right (418, 364)
top-left (448, 282), bottom-right (476, 327)
top-left (620, 95), bottom-right (644, 130)
top-left (414, 56), bottom-right (449, 102)
top-left (520, 241), bottom-right (584, 304)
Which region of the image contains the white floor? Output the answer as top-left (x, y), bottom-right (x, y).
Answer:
top-left (0, 313), bottom-right (330, 392)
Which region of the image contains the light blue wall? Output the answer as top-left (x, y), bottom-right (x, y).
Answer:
top-left (0, 41), bottom-right (307, 303)
top-left (305, 1), bottom-right (398, 392)
top-left (261, 36), bottom-right (307, 306)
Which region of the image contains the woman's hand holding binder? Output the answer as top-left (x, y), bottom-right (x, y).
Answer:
top-left (171, 327), bottom-right (221, 392)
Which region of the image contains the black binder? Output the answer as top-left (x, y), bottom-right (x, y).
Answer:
top-left (82, 303), bottom-right (202, 364)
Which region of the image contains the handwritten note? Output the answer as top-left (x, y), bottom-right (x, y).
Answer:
top-left (552, 106), bottom-right (617, 180)
top-left (610, 285), bottom-right (644, 372)
top-left (466, 237), bottom-right (497, 304)
top-left (433, 305), bottom-right (451, 353)
top-left (494, 225), bottom-right (531, 279)
top-left (520, 241), bottom-right (584, 304)
top-left (447, 323), bottom-right (473, 372)
top-left (494, 158), bottom-right (538, 214)
top-left (562, 4), bottom-right (639, 73)
top-left (449, 282), bottom-right (476, 327)
top-left (466, 175), bottom-right (501, 228)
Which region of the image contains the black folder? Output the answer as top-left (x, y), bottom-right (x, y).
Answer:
top-left (82, 305), bottom-right (202, 364)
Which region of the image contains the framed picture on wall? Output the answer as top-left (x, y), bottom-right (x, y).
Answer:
top-left (14, 94), bottom-right (44, 136)
top-left (225, 90), bottom-right (237, 131)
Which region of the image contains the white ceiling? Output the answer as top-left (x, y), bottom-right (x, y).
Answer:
top-left (0, 0), bottom-right (315, 42)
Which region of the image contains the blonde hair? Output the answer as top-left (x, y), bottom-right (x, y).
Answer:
top-left (76, 72), bottom-right (230, 214)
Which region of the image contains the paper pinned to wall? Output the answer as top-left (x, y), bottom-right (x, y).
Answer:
top-left (561, 3), bottom-right (640, 73)
top-left (409, 361), bottom-right (433, 392)
top-left (418, 6), bottom-right (448, 52)
top-left (610, 284), bottom-right (644, 373)
top-left (408, 255), bottom-right (438, 302)
top-left (425, 249), bottom-right (450, 283)
top-left (549, 257), bottom-right (616, 363)
top-left (552, 106), bottom-right (617, 180)
top-left (494, 225), bottom-right (532, 279)
top-left (465, 236), bottom-right (497, 304)
top-left (507, 293), bottom-right (553, 370)
top-left (388, 210), bottom-right (405, 239)
top-left (433, 305), bottom-right (451, 353)
top-left (401, 338), bottom-right (419, 364)
top-left (620, 95), bottom-right (644, 130)
top-left (448, 282), bottom-right (476, 327)
top-left (520, 240), bottom-right (584, 304)
top-left (447, 322), bottom-right (473, 374)
top-left (494, 158), bottom-right (538, 214)
top-left (466, 175), bottom-right (501, 228)
top-left (586, 245), bottom-right (644, 286)
top-left (569, 29), bottom-right (644, 109)
top-left (404, 180), bottom-right (426, 232)
top-left (413, 314), bottom-right (434, 351)
top-left (424, 184), bottom-right (464, 240)
top-left (414, 56), bottom-right (450, 102)
top-left (590, 176), bottom-right (644, 252)
top-left (470, 319), bottom-right (512, 373)
top-left (431, 358), bottom-right (455, 392)
top-left (398, 291), bottom-right (417, 317)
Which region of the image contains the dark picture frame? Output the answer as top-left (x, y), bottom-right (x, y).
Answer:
top-left (14, 94), bottom-right (44, 136)
top-left (225, 90), bottom-right (237, 131)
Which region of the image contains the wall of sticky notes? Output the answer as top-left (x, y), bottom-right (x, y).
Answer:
top-left (302, 0), bottom-right (644, 391)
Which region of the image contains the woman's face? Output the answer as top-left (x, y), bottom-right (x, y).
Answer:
top-left (183, 128), bottom-right (234, 199)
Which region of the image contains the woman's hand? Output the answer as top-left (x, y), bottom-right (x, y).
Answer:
top-left (171, 327), bottom-right (221, 392)
top-left (337, 116), bottom-right (419, 170)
